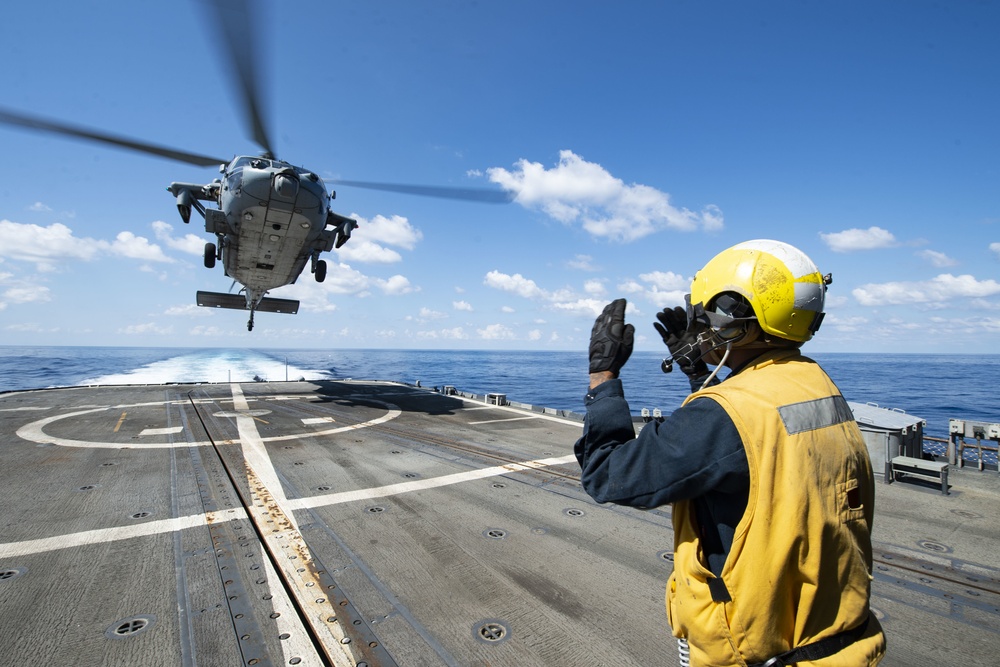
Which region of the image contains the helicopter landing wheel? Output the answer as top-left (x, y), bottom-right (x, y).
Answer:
top-left (204, 242), bottom-right (217, 269)
top-left (314, 259), bottom-right (327, 283)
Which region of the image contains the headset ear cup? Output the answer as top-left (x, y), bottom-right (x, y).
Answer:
top-left (739, 322), bottom-right (761, 346)
top-left (718, 320), bottom-right (761, 346)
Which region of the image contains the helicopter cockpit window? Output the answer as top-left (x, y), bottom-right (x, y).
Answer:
top-left (250, 158), bottom-right (270, 169)
top-left (231, 156), bottom-right (253, 170)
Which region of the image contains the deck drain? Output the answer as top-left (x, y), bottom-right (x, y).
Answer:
top-left (0, 567), bottom-right (27, 582)
top-left (657, 550), bottom-right (674, 562)
top-left (105, 615), bottom-right (156, 640)
top-left (530, 527), bottom-right (548, 535)
top-left (474, 620), bottom-right (510, 645)
top-left (365, 506), bottom-right (386, 513)
top-left (77, 484), bottom-right (100, 492)
top-left (130, 512), bottom-right (152, 520)
top-left (403, 472), bottom-right (420, 478)
top-left (564, 508), bottom-right (586, 517)
top-left (483, 529), bottom-right (507, 539)
top-left (316, 486), bottom-right (331, 491)
top-left (917, 539), bottom-right (951, 554)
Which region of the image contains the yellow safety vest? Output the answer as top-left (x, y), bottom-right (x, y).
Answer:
top-left (667, 350), bottom-right (885, 666)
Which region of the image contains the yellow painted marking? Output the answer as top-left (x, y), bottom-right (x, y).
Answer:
top-left (253, 415), bottom-right (270, 425)
top-left (113, 412), bottom-right (127, 433)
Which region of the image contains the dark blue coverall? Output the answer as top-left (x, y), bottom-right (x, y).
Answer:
top-left (574, 377), bottom-right (750, 577)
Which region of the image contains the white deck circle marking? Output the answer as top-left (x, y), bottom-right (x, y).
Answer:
top-left (212, 410), bottom-right (272, 418)
top-left (14, 395), bottom-right (400, 449)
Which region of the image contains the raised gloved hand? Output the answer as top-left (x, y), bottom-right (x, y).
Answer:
top-left (589, 298), bottom-right (635, 375)
top-left (654, 306), bottom-right (709, 378)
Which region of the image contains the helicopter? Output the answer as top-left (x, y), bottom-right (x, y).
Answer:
top-left (0, 0), bottom-right (508, 331)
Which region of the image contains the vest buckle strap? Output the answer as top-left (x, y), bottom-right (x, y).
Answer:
top-left (747, 614), bottom-right (870, 667)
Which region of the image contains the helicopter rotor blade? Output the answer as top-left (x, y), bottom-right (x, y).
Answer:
top-left (206, 0), bottom-right (275, 159)
top-left (329, 179), bottom-right (514, 204)
top-left (0, 107), bottom-right (228, 168)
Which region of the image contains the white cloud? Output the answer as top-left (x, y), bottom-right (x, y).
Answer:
top-left (282, 263), bottom-right (371, 303)
top-left (120, 322), bottom-right (173, 335)
top-left (486, 150), bottom-right (723, 242)
top-left (639, 271), bottom-right (687, 291)
top-left (0, 219), bottom-right (175, 268)
top-left (0, 220), bottom-right (105, 266)
top-left (917, 249), bottom-right (958, 268)
top-left (485, 268), bottom-right (680, 318)
top-left (583, 279), bottom-right (606, 296)
top-left (453, 300), bottom-right (473, 311)
top-left (164, 304), bottom-right (213, 317)
top-left (633, 270), bottom-right (689, 308)
top-left (825, 314), bottom-right (869, 332)
top-left (189, 325), bottom-right (228, 337)
top-left (501, 305), bottom-right (515, 313)
top-left (853, 273), bottom-right (1000, 306)
top-left (152, 220), bottom-right (206, 256)
top-left (110, 231), bottom-right (173, 263)
top-left (416, 327), bottom-right (468, 340)
top-left (567, 254), bottom-right (598, 271)
top-left (416, 307), bottom-right (446, 321)
top-left (3, 285), bottom-right (51, 304)
top-left (477, 323), bottom-right (515, 340)
top-left (617, 279), bottom-right (645, 295)
top-left (4, 322), bottom-right (60, 332)
top-left (377, 274), bottom-right (417, 295)
top-left (528, 329), bottom-right (542, 341)
top-left (820, 226), bottom-right (896, 253)
top-left (29, 202), bottom-right (52, 212)
top-left (484, 270), bottom-right (546, 299)
top-left (550, 298), bottom-right (606, 317)
top-left (990, 242), bottom-right (1000, 259)
top-left (335, 214), bottom-right (422, 264)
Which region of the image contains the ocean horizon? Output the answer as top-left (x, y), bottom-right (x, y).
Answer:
top-left (1, 345), bottom-right (997, 440)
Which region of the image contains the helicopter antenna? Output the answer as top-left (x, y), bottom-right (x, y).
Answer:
top-left (206, 0), bottom-right (275, 159)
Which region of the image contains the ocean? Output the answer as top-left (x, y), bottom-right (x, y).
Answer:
top-left (0, 346), bottom-right (997, 440)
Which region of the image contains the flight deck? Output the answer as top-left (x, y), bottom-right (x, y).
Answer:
top-left (1, 380), bottom-right (998, 666)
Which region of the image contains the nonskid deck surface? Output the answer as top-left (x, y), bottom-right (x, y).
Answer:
top-left (0, 381), bottom-right (997, 666)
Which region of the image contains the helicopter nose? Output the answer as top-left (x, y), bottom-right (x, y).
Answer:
top-left (274, 172), bottom-right (299, 199)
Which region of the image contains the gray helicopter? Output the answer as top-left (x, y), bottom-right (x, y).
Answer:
top-left (0, 0), bottom-right (507, 331)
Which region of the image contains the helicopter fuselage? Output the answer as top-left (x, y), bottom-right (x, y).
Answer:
top-left (169, 155), bottom-right (357, 329)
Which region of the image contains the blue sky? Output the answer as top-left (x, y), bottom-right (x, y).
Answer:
top-left (1, 0), bottom-right (997, 353)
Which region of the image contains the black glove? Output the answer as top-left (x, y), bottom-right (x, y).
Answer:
top-left (589, 298), bottom-right (635, 375)
top-left (654, 306), bottom-right (709, 378)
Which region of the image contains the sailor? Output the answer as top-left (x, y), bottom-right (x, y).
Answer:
top-left (576, 240), bottom-right (886, 666)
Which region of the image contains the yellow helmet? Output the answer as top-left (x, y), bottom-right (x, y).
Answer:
top-left (689, 240), bottom-right (828, 344)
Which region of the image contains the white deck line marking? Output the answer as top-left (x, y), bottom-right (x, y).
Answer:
top-left (301, 417), bottom-right (336, 425)
top-left (0, 454), bottom-right (578, 557)
top-left (229, 384), bottom-right (296, 528)
top-left (449, 393), bottom-right (584, 428)
top-left (286, 454), bottom-right (578, 511)
top-left (0, 509), bottom-right (246, 559)
top-left (467, 416), bottom-right (542, 425)
top-left (139, 426), bottom-right (184, 436)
